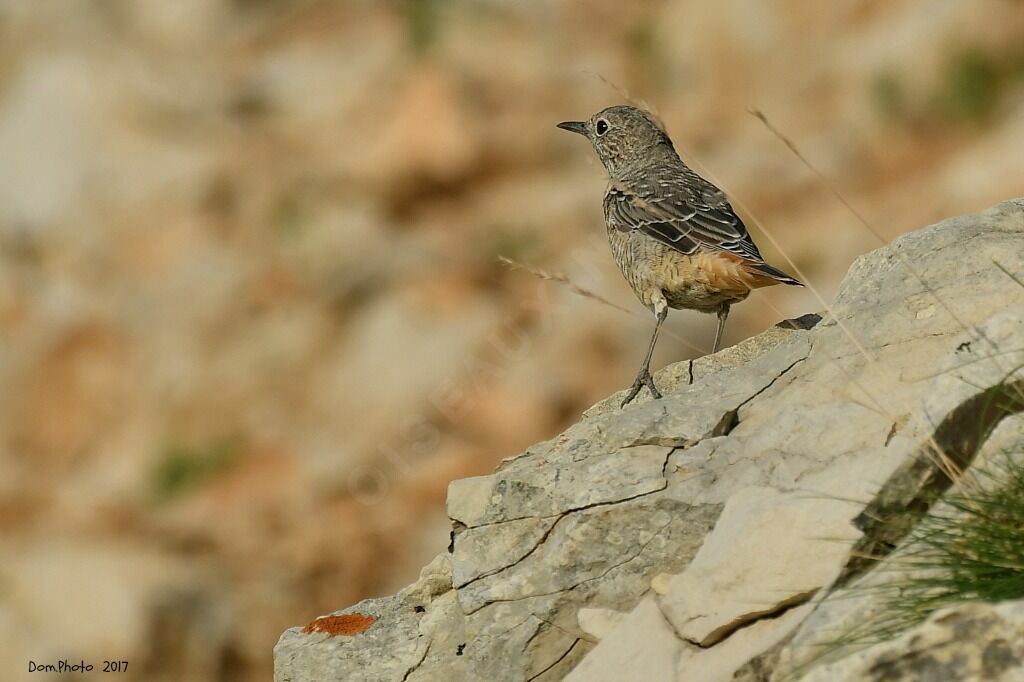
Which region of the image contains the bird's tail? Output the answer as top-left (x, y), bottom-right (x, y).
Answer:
top-left (748, 262), bottom-right (803, 287)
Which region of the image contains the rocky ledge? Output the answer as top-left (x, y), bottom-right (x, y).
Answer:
top-left (275, 199), bottom-right (1024, 681)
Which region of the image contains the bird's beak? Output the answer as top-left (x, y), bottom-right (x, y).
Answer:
top-left (557, 121), bottom-right (588, 136)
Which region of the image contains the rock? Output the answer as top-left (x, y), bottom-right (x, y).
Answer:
top-left (576, 607), bottom-right (626, 640)
top-left (796, 600), bottom-right (1024, 682)
top-left (446, 443), bottom-right (674, 528)
top-left (773, 411), bottom-right (1024, 679)
top-left (658, 486), bottom-right (861, 647)
top-left (676, 603), bottom-right (814, 682)
top-left (274, 199), bottom-right (1024, 681)
top-left (274, 555), bottom-right (453, 682)
top-left (275, 595), bottom-right (423, 682)
top-left (452, 516), bottom-right (559, 588)
top-left (564, 596), bottom-right (684, 682)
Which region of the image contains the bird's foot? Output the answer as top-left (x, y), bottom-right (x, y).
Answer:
top-left (621, 368), bottom-right (662, 407)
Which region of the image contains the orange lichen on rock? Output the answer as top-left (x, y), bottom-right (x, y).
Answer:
top-left (302, 613), bottom-right (377, 637)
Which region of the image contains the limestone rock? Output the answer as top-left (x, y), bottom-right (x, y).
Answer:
top-left (658, 486), bottom-right (861, 647)
top-left (564, 596), bottom-right (684, 682)
top-left (774, 411), bottom-right (1024, 679)
top-left (275, 199), bottom-right (1024, 682)
top-left (576, 607), bottom-right (626, 641)
top-left (677, 603), bottom-right (814, 682)
top-left (274, 596), bottom-right (424, 682)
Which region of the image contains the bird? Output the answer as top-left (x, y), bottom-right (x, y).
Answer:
top-left (558, 105), bottom-right (802, 407)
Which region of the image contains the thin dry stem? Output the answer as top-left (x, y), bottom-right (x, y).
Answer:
top-left (582, 70), bottom-right (665, 133)
top-left (498, 256), bottom-right (633, 314)
top-left (498, 255), bottom-right (709, 355)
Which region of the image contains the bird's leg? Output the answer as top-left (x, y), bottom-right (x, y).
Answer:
top-left (621, 302), bottom-right (668, 407)
top-left (712, 303), bottom-right (730, 354)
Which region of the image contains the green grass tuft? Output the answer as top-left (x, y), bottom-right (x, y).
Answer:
top-left (813, 446), bottom-right (1024, 669)
top-left (907, 456), bottom-right (1024, 603)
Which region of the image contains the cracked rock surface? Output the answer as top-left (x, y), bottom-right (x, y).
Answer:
top-left (275, 199), bottom-right (1024, 681)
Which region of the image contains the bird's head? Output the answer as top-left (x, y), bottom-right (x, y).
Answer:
top-left (557, 105), bottom-right (675, 176)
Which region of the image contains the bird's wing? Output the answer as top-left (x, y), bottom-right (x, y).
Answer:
top-left (605, 167), bottom-right (765, 263)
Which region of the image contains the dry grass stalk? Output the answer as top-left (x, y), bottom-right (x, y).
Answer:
top-left (498, 255), bottom-right (709, 355)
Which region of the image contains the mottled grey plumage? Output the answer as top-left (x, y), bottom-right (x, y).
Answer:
top-left (558, 105), bottom-right (802, 407)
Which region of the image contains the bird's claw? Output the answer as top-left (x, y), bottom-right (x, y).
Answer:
top-left (621, 369), bottom-right (662, 407)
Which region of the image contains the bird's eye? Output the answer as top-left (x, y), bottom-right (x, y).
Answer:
top-left (595, 119), bottom-right (609, 136)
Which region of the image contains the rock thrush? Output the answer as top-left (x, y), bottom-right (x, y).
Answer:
top-left (558, 105), bottom-right (802, 407)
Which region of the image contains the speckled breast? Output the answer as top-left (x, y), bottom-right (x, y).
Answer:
top-left (606, 226), bottom-right (751, 313)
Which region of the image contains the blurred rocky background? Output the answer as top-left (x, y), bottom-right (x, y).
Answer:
top-left (0, 0), bottom-right (1022, 679)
